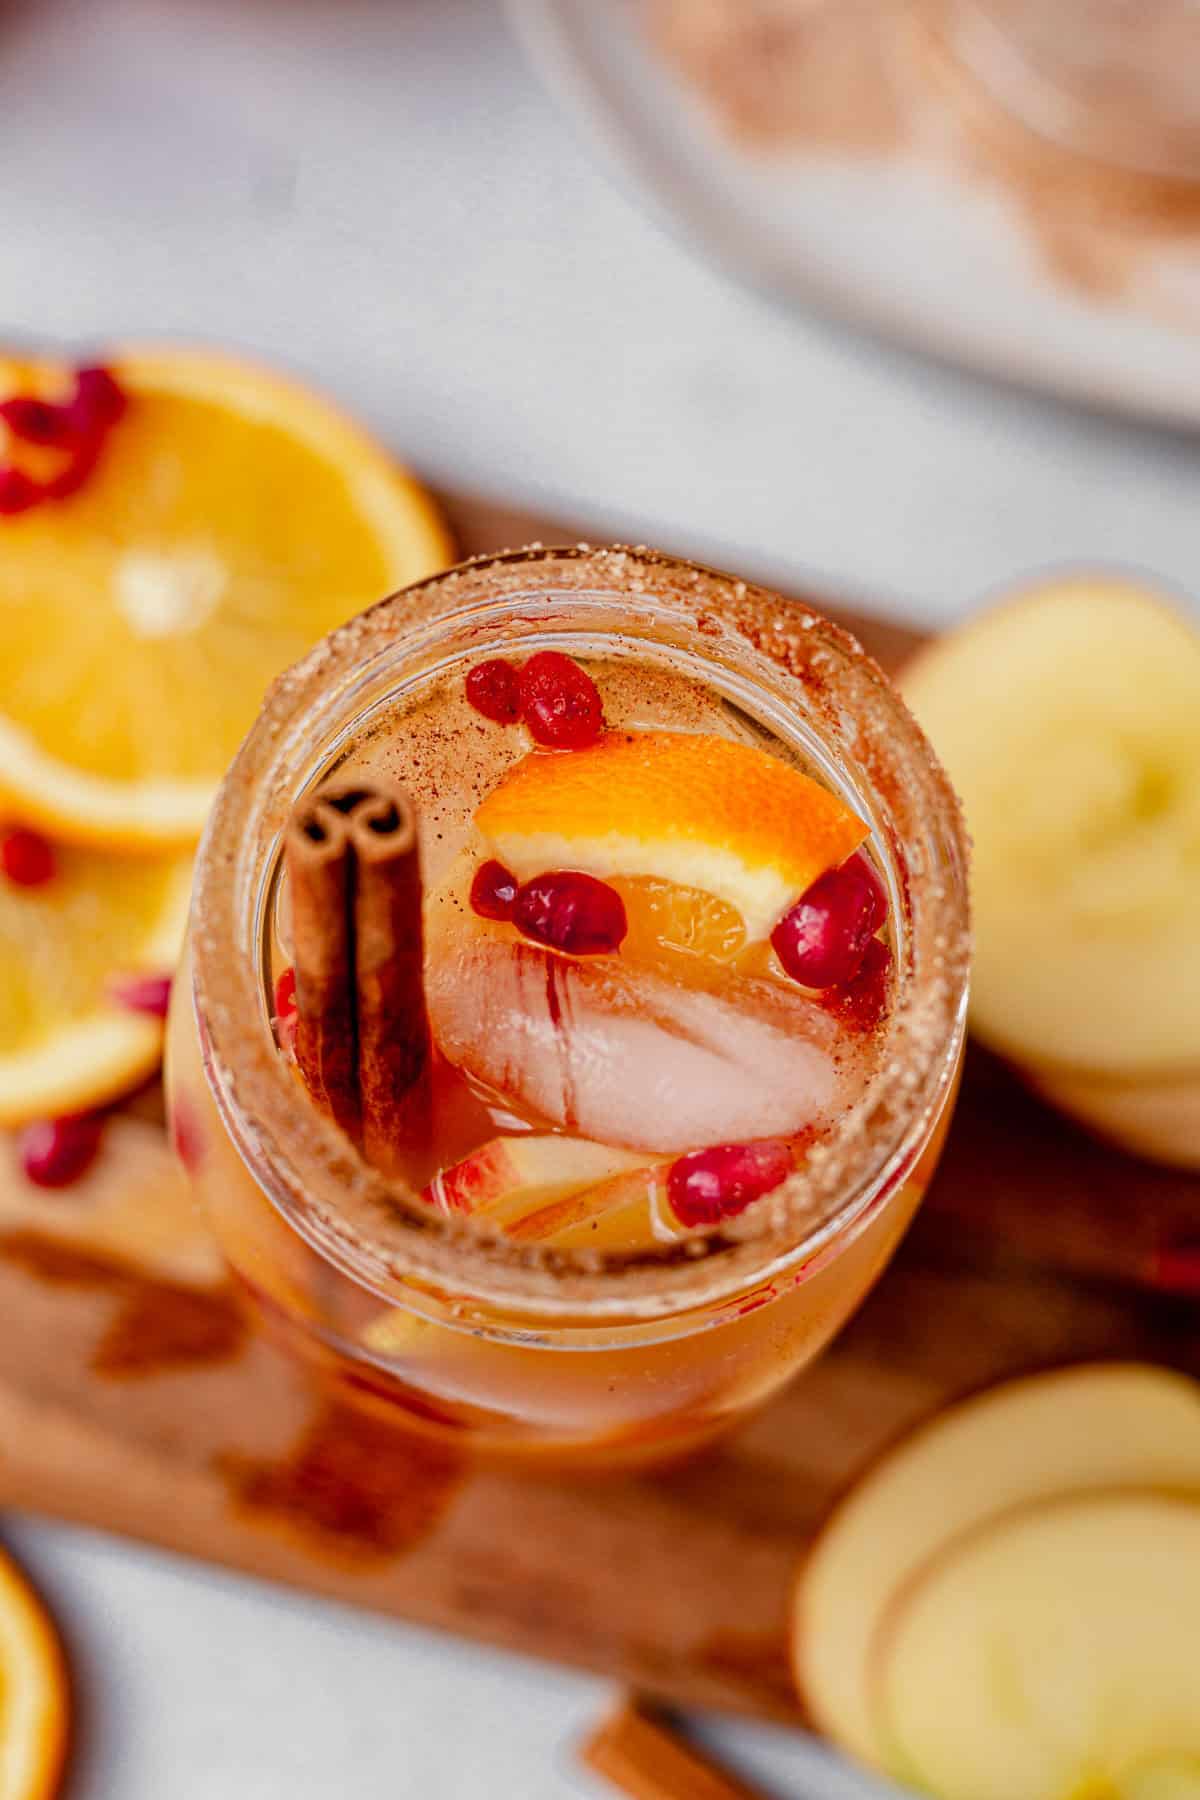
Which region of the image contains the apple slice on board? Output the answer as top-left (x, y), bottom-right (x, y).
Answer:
top-left (793, 1363), bottom-right (1200, 1770)
top-left (901, 576), bottom-right (1200, 1167)
top-left (874, 1492), bottom-right (1200, 1800)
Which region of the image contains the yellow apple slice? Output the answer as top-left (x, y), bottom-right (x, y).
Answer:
top-left (875, 1492), bottom-right (1200, 1800)
top-left (794, 1363), bottom-right (1200, 1769)
top-left (1024, 1061), bottom-right (1200, 1171)
top-left (901, 577), bottom-right (1200, 1164)
top-left (1124, 1765), bottom-right (1200, 1800)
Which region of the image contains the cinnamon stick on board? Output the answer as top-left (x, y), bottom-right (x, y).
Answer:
top-left (284, 778), bottom-right (431, 1167)
top-left (581, 1698), bottom-right (771, 1800)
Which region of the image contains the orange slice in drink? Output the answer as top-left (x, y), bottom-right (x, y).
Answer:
top-left (608, 876), bottom-right (749, 965)
top-left (0, 347), bottom-right (453, 849)
top-left (0, 1545), bottom-right (69, 1800)
top-left (476, 731), bottom-right (867, 943)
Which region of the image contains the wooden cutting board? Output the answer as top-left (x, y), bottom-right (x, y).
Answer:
top-left (1, 493), bottom-right (1197, 1725)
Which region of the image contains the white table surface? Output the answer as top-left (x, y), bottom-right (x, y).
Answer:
top-left (2, 1), bottom-right (1197, 1794)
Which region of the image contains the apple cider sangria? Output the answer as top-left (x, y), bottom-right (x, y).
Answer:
top-left (167, 548), bottom-right (969, 1465)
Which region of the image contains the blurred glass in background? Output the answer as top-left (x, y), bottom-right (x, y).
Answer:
top-left (934, 0), bottom-right (1200, 180)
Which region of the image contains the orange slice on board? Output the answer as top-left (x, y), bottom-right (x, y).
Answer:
top-left (0, 1545), bottom-right (69, 1800)
top-left (475, 731), bottom-right (867, 942)
top-left (0, 347), bottom-right (453, 849)
top-left (0, 843), bottom-right (191, 1125)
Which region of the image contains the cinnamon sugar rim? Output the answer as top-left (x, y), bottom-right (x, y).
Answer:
top-left (192, 545), bottom-right (970, 1319)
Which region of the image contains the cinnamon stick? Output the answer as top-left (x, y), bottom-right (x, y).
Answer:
top-left (581, 1698), bottom-right (770, 1800)
top-left (286, 787), bottom-right (360, 1140)
top-left (347, 785), bottom-right (431, 1168)
top-left (284, 778), bottom-right (431, 1167)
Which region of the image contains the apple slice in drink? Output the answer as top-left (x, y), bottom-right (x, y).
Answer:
top-left (901, 576), bottom-right (1200, 1167)
top-left (793, 1363), bottom-right (1200, 1769)
top-left (504, 1162), bottom-right (671, 1250)
top-left (873, 1492), bottom-right (1200, 1800)
top-left (362, 1135), bottom-right (654, 1356)
top-left (425, 1134), bottom-right (646, 1229)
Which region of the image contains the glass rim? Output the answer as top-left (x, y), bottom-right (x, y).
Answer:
top-left (191, 544), bottom-right (970, 1319)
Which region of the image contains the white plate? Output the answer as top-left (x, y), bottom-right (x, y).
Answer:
top-left (509, 0), bottom-right (1200, 428)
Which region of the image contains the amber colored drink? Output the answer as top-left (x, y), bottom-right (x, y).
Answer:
top-left (167, 548), bottom-right (968, 1466)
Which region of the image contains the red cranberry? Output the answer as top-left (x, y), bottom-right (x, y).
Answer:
top-left (69, 365), bottom-right (127, 435)
top-left (470, 859), bottom-right (518, 921)
top-left (19, 1112), bottom-right (105, 1189)
top-left (822, 938), bottom-right (893, 1035)
top-left (465, 658), bottom-right (521, 724)
top-left (109, 972), bottom-right (173, 1017)
top-left (668, 1139), bottom-right (793, 1228)
top-left (0, 826), bottom-right (56, 887)
top-left (518, 651), bottom-right (604, 749)
top-left (771, 851), bottom-right (887, 989)
top-left (0, 396), bottom-right (77, 447)
top-left (512, 870), bottom-right (627, 955)
top-left (0, 466), bottom-right (41, 516)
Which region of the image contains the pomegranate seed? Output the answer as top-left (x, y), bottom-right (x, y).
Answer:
top-left (0, 396), bottom-right (77, 447)
top-left (0, 466), bottom-right (41, 516)
top-left (771, 851), bottom-right (887, 989)
top-left (1149, 1240), bottom-right (1200, 1296)
top-left (109, 972), bottom-right (173, 1017)
top-left (512, 870), bottom-right (627, 955)
top-left (518, 651), bottom-right (604, 749)
top-left (274, 966), bottom-right (298, 1020)
top-left (69, 365), bottom-right (126, 434)
top-left (822, 938), bottom-right (893, 1035)
top-left (0, 826), bottom-right (56, 887)
top-left (273, 966), bottom-right (298, 1054)
top-left (470, 859), bottom-right (518, 920)
top-left (668, 1139), bottom-right (793, 1228)
top-left (465, 658), bottom-right (521, 724)
top-left (19, 1112), bottom-right (105, 1189)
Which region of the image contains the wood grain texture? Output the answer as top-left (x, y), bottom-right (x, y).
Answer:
top-left (0, 493), bottom-right (1196, 1724)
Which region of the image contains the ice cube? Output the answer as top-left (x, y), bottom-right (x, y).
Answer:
top-left (425, 906), bottom-right (865, 1154)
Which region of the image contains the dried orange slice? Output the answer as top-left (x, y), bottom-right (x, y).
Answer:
top-left (0, 347), bottom-right (453, 849)
top-left (476, 731), bottom-right (867, 941)
top-left (0, 841), bottom-right (191, 1125)
top-left (0, 1544), bottom-right (69, 1800)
